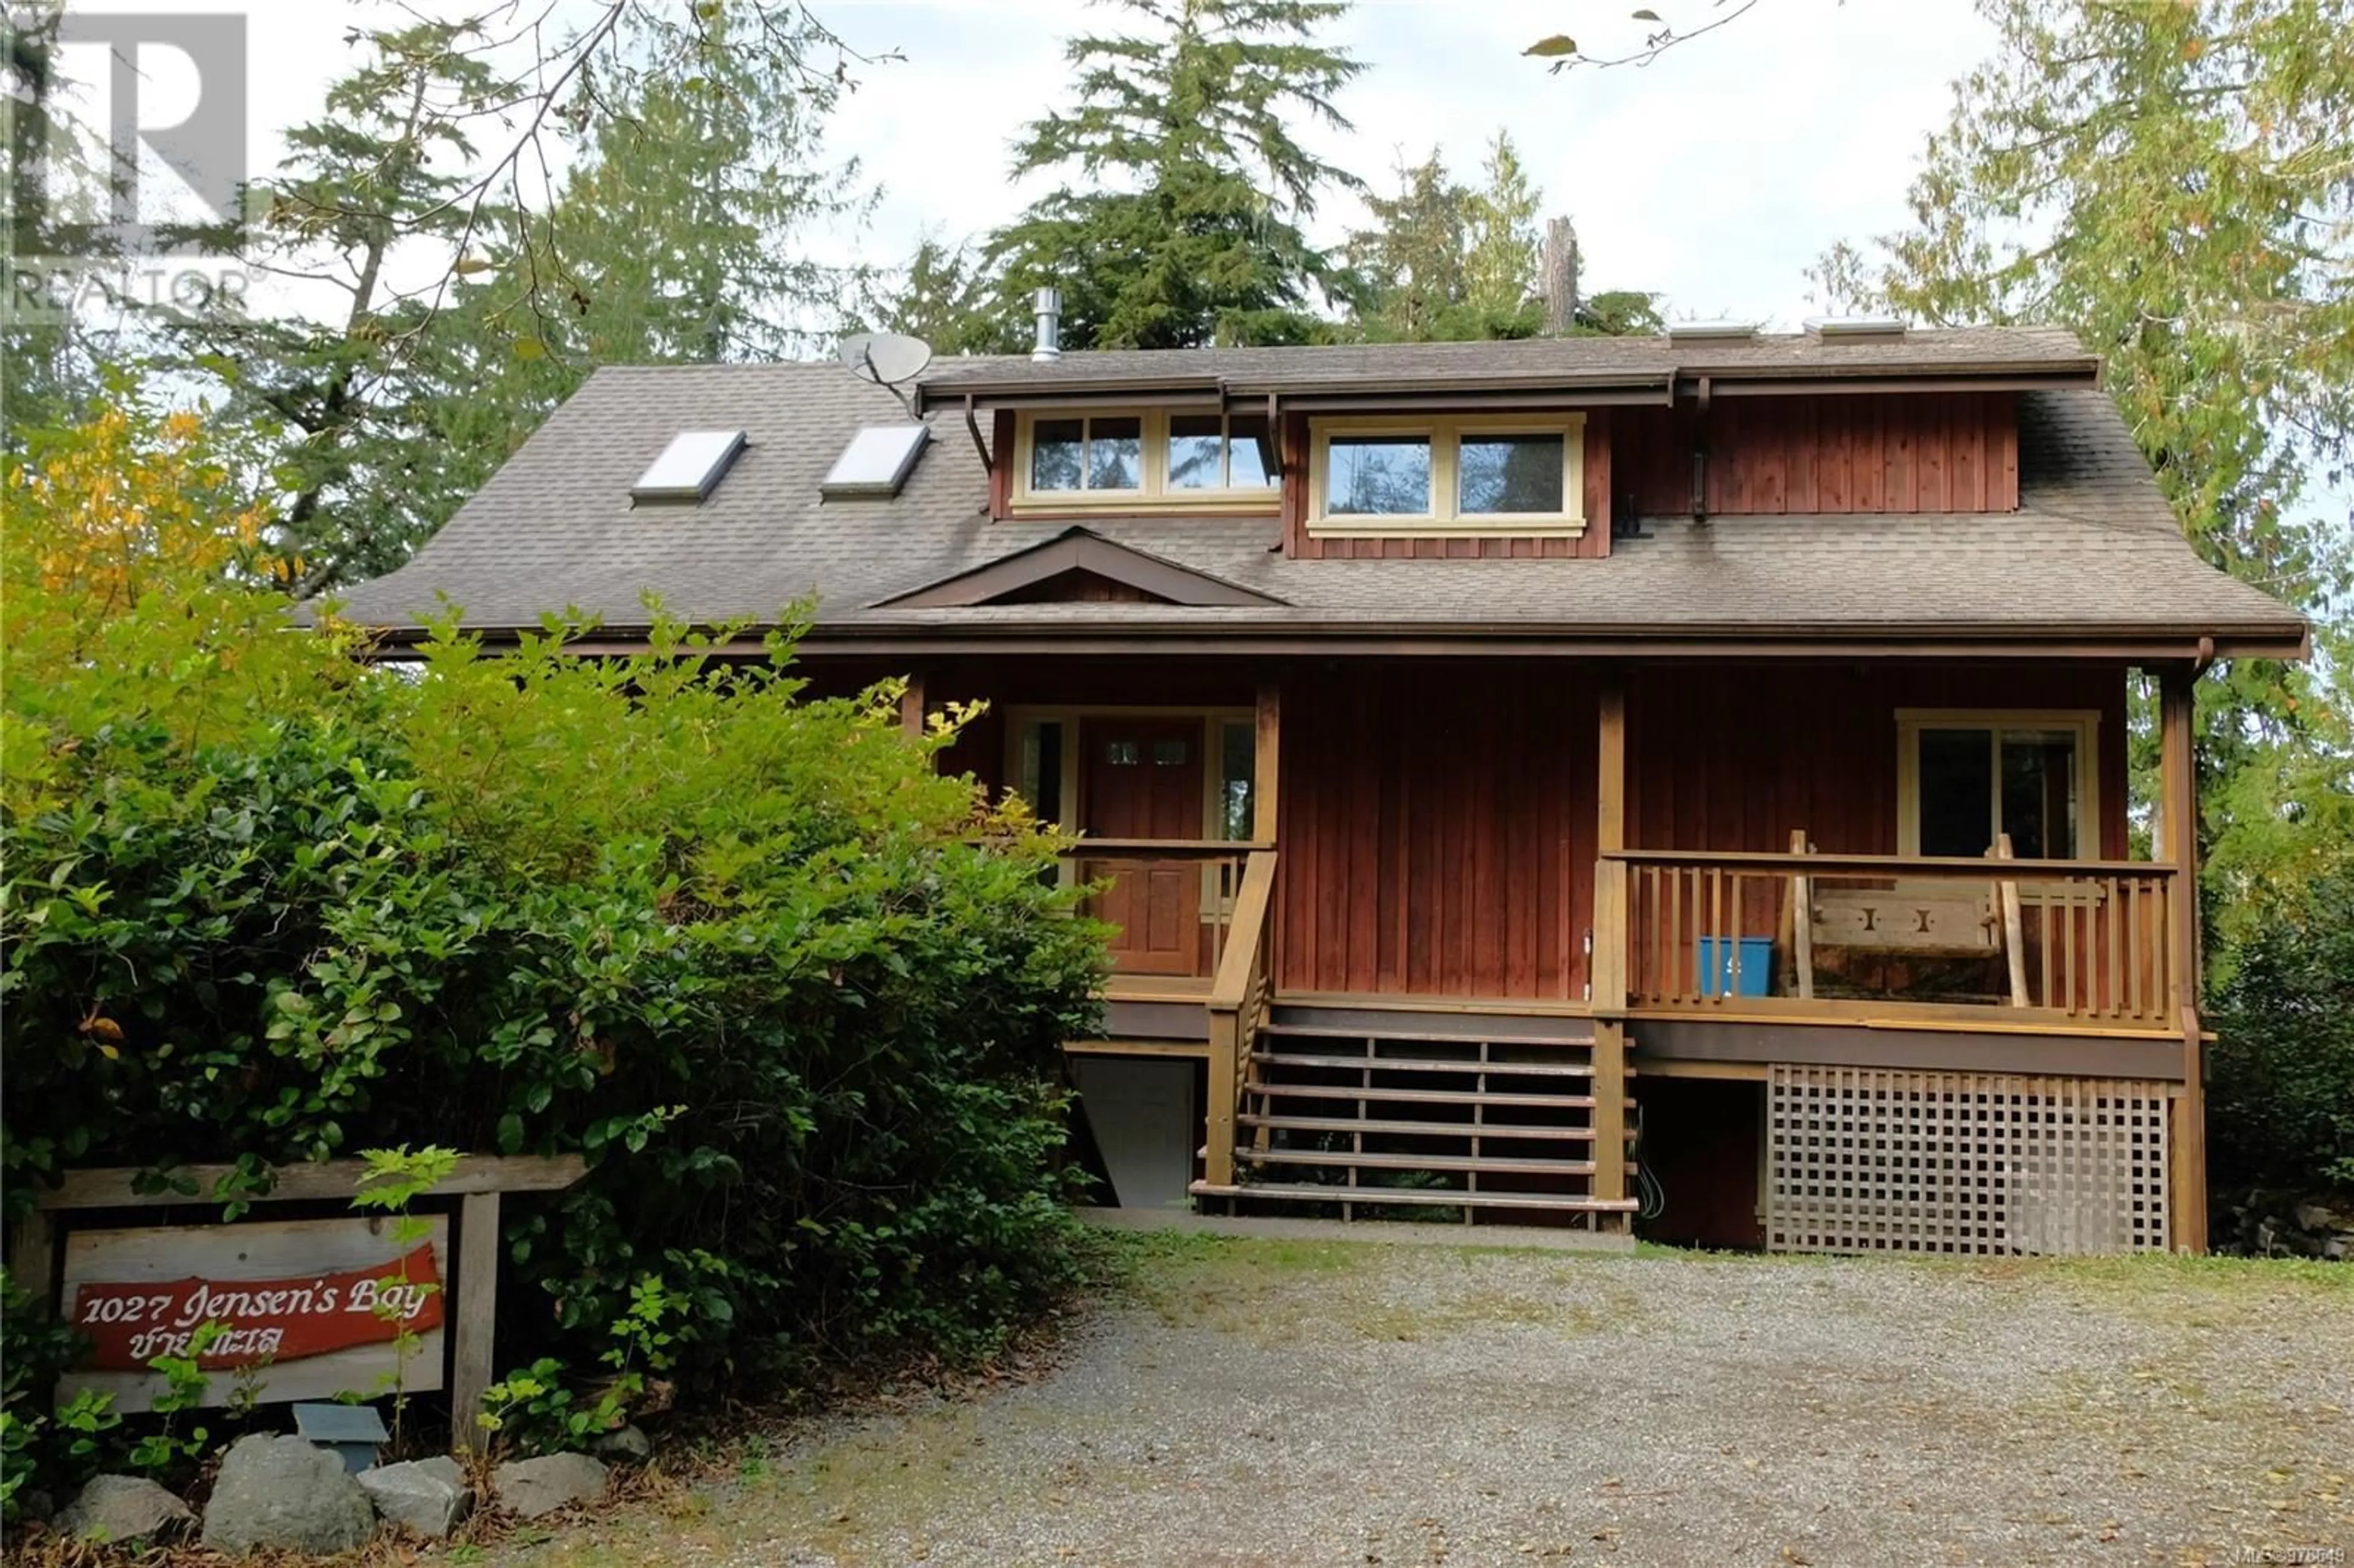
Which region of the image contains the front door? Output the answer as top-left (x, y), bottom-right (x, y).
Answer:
top-left (1081, 718), bottom-right (1205, 975)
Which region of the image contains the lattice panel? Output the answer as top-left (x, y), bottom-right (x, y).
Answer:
top-left (1766, 1067), bottom-right (2170, 1256)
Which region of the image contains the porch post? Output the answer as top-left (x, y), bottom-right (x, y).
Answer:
top-left (1253, 677), bottom-right (1281, 843)
top-left (899, 671), bottom-right (926, 740)
top-left (2160, 669), bottom-right (2207, 1252)
top-left (1592, 669), bottom-right (1629, 1216)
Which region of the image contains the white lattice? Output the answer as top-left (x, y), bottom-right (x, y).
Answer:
top-left (1766, 1067), bottom-right (2171, 1256)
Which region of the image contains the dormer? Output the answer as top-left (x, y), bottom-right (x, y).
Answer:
top-left (914, 326), bottom-right (2100, 563)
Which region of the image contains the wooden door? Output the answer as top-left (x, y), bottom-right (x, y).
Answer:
top-left (1081, 718), bottom-right (1206, 975)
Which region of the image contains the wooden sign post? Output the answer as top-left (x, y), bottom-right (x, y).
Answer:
top-left (11, 1155), bottom-right (584, 1450)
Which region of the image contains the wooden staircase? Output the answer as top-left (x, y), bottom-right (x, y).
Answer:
top-left (1189, 1006), bottom-right (1639, 1224)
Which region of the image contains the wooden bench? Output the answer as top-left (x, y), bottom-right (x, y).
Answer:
top-left (1778, 831), bottom-right (2029, 1006)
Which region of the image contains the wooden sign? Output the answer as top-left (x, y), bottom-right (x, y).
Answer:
top-left (57, 1216), bottom-right (449, 1414)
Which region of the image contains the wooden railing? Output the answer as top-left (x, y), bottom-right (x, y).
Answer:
top-left (1203, 851), bottom-right (1278, 1189)
top-left (1605, 848), bottom-right (2182, 1031)
top-left (1059, 839), bottom-right (1266, 980)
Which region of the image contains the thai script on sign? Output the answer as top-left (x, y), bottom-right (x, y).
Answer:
top-left (69, 1244), bottom-right (444, 1371)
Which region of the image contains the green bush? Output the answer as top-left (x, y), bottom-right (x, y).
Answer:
top-left (2206, 868), bottom-right (2354, 1195)
top-left (1, 407), bottom-right (1107, 1492)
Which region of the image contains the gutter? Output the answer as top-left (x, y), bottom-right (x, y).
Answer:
top-left (359, 619), bottom-right (2310, 664)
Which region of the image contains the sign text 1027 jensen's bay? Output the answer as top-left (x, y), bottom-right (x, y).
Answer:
top-left (70, 1243), bottom-right (444, 1371)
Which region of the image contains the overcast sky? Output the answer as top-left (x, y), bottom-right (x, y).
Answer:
top-left (56, 0), bottom-right (2002, 332)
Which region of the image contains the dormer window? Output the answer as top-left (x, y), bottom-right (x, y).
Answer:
top-left (1030, 416), bottom-right (1141, 492)
top-left (1012, 409), bottom-right (1281, 512)
top-left (1308, 414), bottom-right (1586, 538)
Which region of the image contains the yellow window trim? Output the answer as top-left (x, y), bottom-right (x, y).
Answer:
top-left (1894, 708), bottom-right (2101, 860)
top-left (1306, 413), bottom-right (1586, 538)
top-left (1010, 409), bottom-right (1281, 514)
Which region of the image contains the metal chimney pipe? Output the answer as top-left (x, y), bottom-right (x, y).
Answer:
top-left (1031, 286), bottom-right (1062, 362)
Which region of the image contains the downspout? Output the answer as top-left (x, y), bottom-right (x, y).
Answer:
top-left (1690, 374), bottom-right (1712, 523)
top-left (962, 392), bottom-right (991, 471)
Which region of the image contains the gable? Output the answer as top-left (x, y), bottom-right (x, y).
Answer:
top-left (875, 530), bottom-right (1285, 609)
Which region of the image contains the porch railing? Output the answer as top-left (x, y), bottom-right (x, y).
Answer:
top-left (1203, 850), bottom-right (1278, 1189)
top-left (1604, 848), bottom-right (2182, 1031)
top-left (1058, 839), bottom-right (1267, 981)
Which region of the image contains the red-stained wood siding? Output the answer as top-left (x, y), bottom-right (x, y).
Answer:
top-left (1624, 663), bottom-right (2128, 859)
top-left (1620, 392), bottom-right (2019, 518)
top-left (1274, 664), bottom-right (1599, 999)
top-left (1283, 414), bottom-right (1615, 561)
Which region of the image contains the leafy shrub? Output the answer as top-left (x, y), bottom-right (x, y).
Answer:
top-left (1, 405), bottom-right (1107, 1472)
top-left (2207, 868), bottom-right (2354, 1195)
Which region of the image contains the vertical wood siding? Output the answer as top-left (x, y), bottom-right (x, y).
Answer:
top-left (1623, 663), bottom-right (2128, 859)
top-left (1618, 392), bottom-right (2019, 518)
top-left (1274, 664), bottom-right (1599, 999)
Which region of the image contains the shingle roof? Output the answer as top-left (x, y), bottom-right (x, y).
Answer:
top-left (329, 340), bottom-right (2304, 652)
top-left (913, 325), bottom-right (2100, 400)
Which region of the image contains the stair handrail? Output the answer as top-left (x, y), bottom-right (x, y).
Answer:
top-left (1203, 850), bottom-right (1278, 1190)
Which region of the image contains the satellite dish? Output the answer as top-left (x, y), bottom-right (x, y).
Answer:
top-left (839, 331), bottom-right (933, 386)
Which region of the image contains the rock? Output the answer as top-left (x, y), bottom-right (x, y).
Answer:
top-left (55, 1475), bottom-right (192, 1543)
top-left (358, 1455), bottom-right (471, 1539)
top-left (492, 1452), bottom-right (609, 1519)
top-left (2293, 1200), bottom-right (2348, 1233)
top-left (200, 1434), bottom-right (376, 1556)
top-left (590, 1423), bottom-right (653, 1462)
top-left (15, 1489), bottom-right (55, 1525)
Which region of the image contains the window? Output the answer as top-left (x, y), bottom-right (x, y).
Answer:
top-left (1458, 433), bottom-right (1564, 514)
top-left (1013, 410), bottom-right (1282, 510)
top-left (1327, 435), bottom-right (1433, 516)
top-left (1308, 415), bottom-right (1585, 536)
top-left (1898, 712), bottom-right (2098, 861)
top-left (1030, 416), bottom-right (1141, 493)
top-left (1216, 720), bottom-right (1255, 840)
top-left (1168, 413), bottom-right (1276, 491)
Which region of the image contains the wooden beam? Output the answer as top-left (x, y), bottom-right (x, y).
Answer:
top-left (900, 672), bottom-right (926, 739)
top-left (452, 1191), bottom-right (502, 1452)
top-left (30, 1155), bottom-right (588, 1211)
top-left (1592, 669), bottom-right (1630, 1216)
top-left (7, 1211), bottom-right (56, 1307)
top-left (1253, 677), bottom-right (1281, 844)
top-left (2160, 669), bottom-right (2207, 1253)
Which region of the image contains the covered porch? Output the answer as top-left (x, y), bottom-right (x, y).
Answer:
top-left (825, 649), bottom-right (2209, 1250)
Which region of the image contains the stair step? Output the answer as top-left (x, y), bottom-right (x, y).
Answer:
top-left (1246, 1082), bottom-right (1598, 1109)
top-left (1262, 1023), bottom-right (1593, 1049)
top-left (1238, 1113), bottom-right (1594, 1140)
top-left (1252, 1051), bottom-right (1594, 1078)
top-left (1190, 1181), bottom-right (1639, 1214)
top-left (1236, 1147), bottom-right (1598, 1177)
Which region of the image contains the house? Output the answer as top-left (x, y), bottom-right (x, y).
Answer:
top-left (333, 311), bottom-right (2307, 1257)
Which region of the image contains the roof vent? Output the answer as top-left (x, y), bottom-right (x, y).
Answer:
top-left (1806, 316), bottom-right (1908, 340)
top-left (633, 429), bottom-right (747, 504)
top-left (822, 424), bottom-right (929, 500)
top-left (1666, 319), bottom-right (1761, 342)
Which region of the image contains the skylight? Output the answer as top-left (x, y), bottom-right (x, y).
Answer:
top-left (821, 424), bottom-right (929, 500)
top-left (633, 430), bottom-right (747, 503)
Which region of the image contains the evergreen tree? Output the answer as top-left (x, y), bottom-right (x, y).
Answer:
top-left (1822, 0), bottom-right (2354, 948)
top-left (986, 0), bottom-right (1366, 349)
top-left (1344, 150), bottom-right (1468, 341)
top-left (1462, 132), bottom-right (1542, 315)
top-left (850, 237), bottom-right (1025, 357)
top-left (151, 7), bottom-right (859, 593)
top-left (1345, 133), bottom-right (1659, 342)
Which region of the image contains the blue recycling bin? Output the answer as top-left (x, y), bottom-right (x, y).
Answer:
top-left (1696, 935), bottom-right (1775, 997)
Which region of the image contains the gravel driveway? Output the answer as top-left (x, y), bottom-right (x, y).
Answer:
top-left (513, 1229), bottom-right (2352, 1568)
